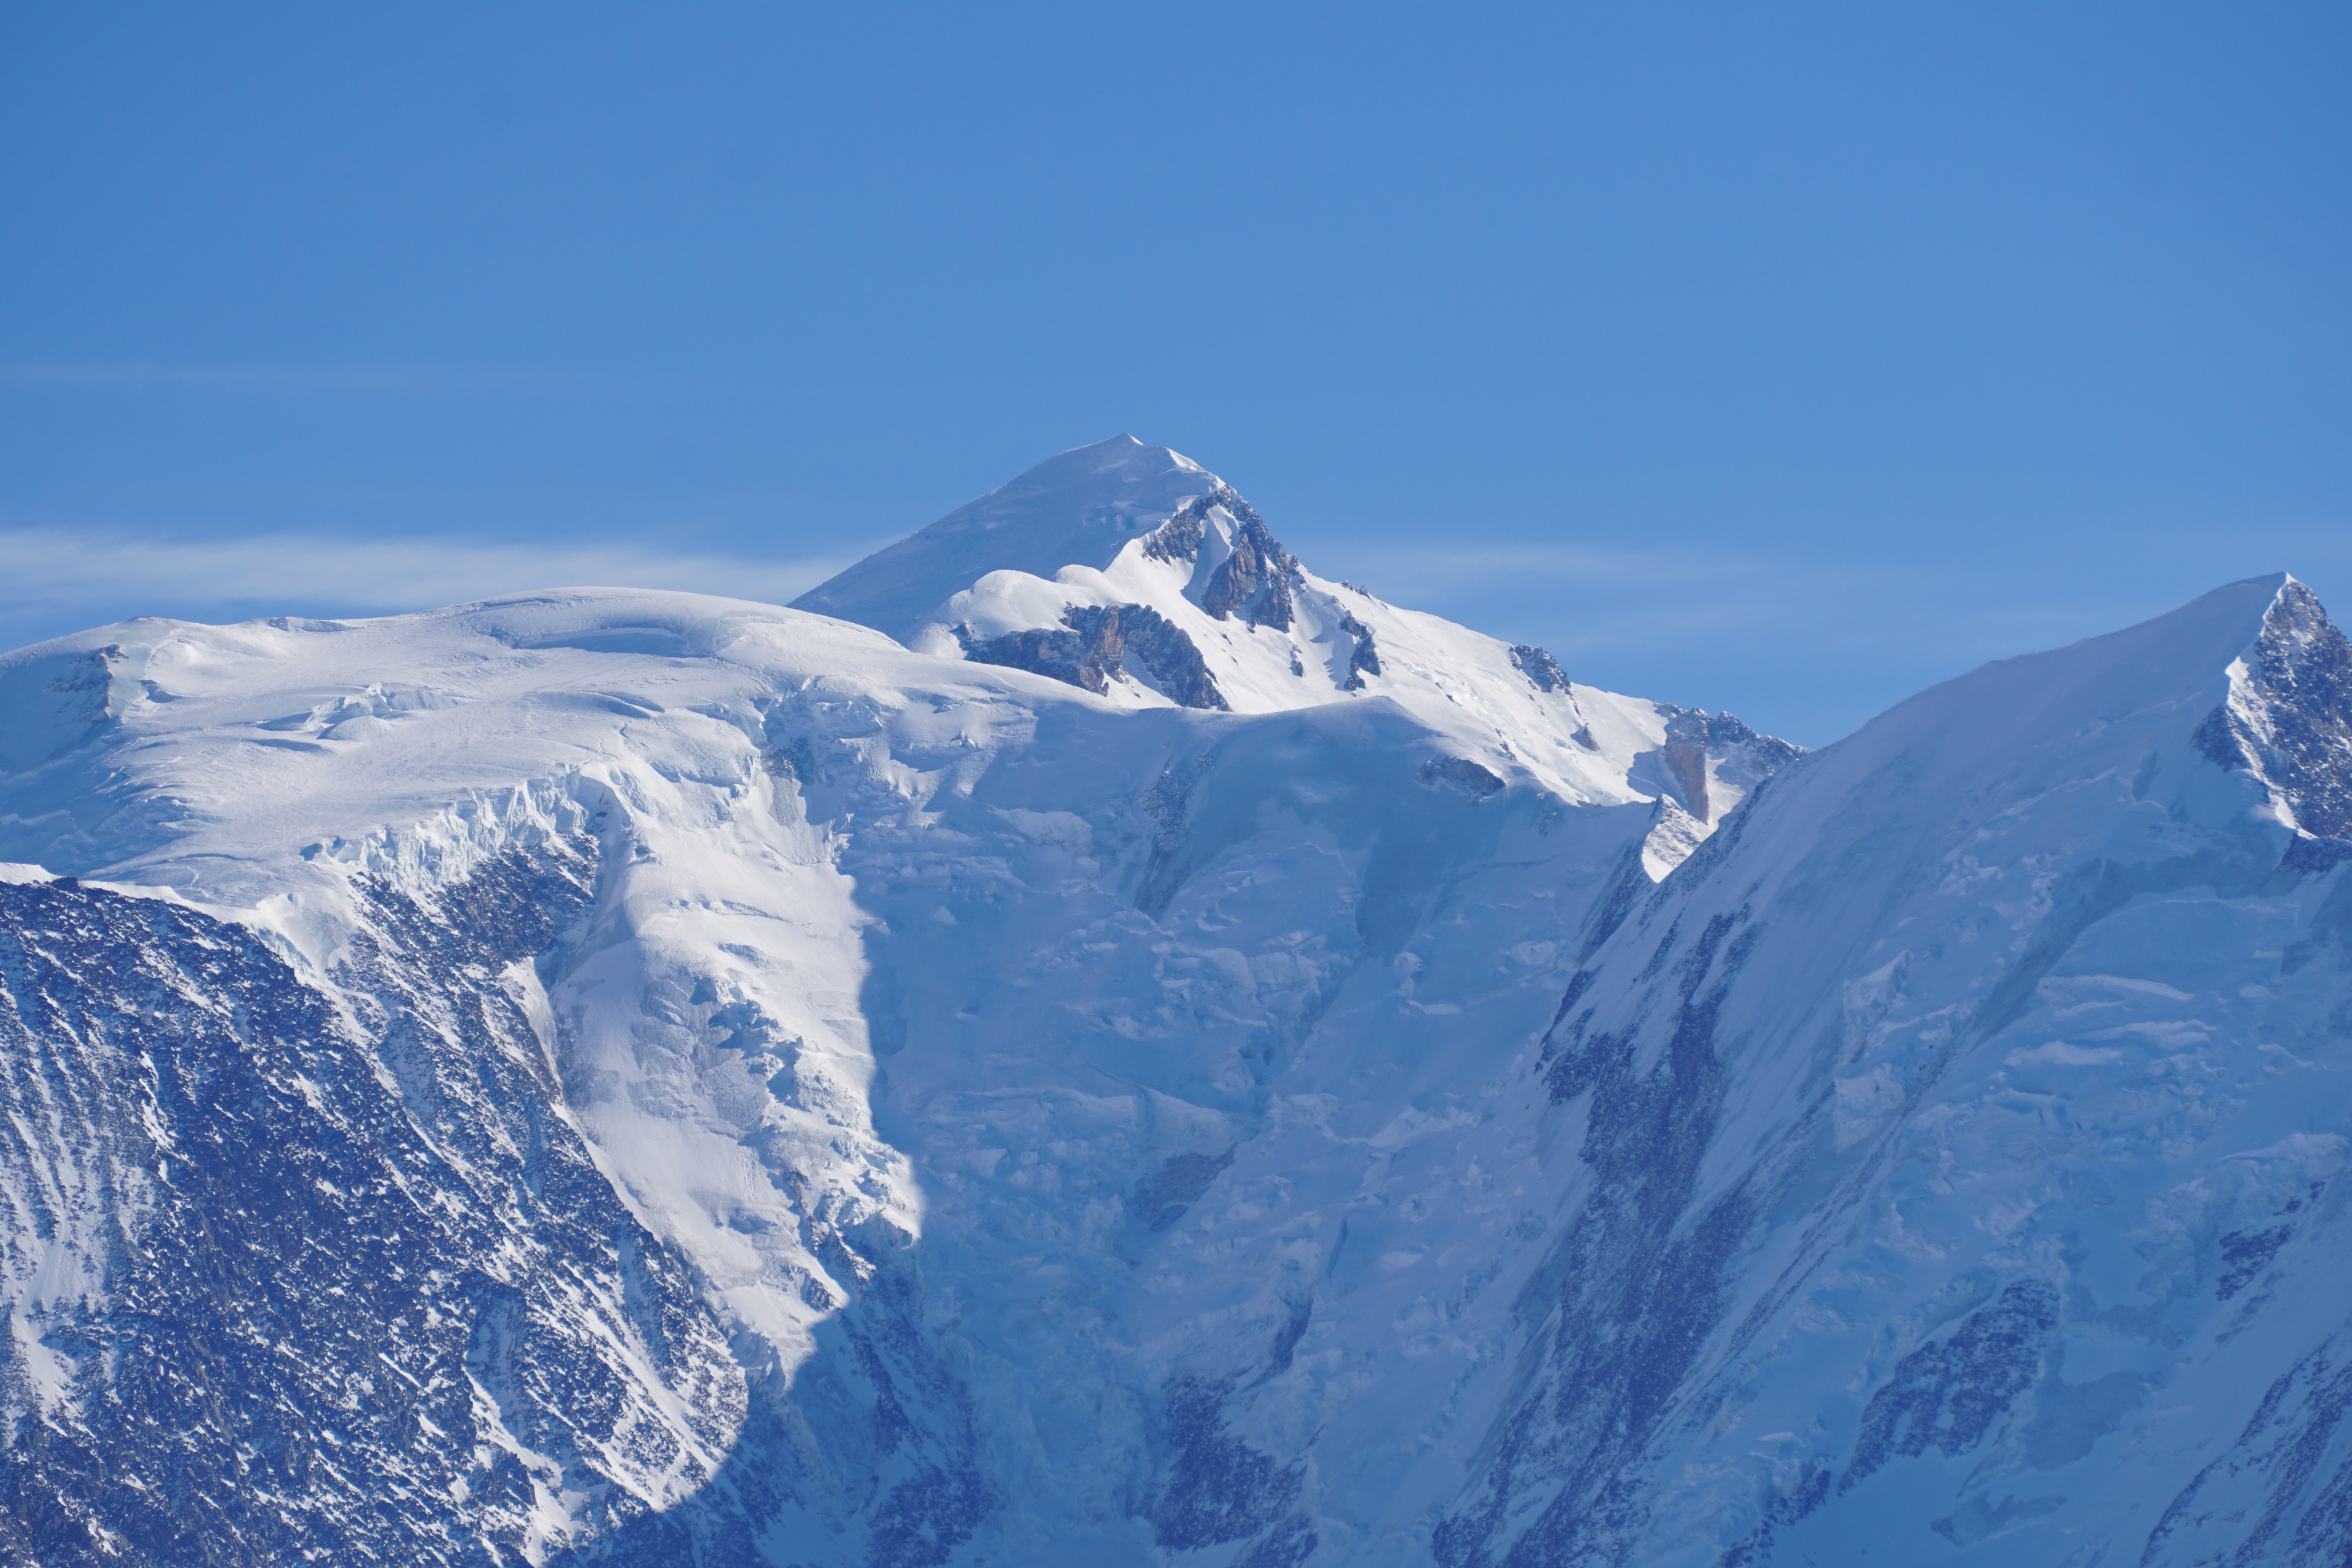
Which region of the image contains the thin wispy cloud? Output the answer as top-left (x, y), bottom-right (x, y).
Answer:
top-left (1303, 529), bottom-right (2351, 676)
top-left (0, 527), bottom-right (860, 630)
top-left (0, 362), bottom-right (630, 394)
top-left (1302, 536), bottom-right (1915, 651)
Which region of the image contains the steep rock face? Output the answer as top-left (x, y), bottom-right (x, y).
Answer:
top-left (960, 602), bottom-right (1230, 710)
top-left (1508, 644), bottom-right (1569, 694)
top-left (1111, 602), bottom-right (1230, 710)
top-left (1198, 515), bottom-right (1302, 633)
top-left (1658, 708), bottom-right (1798, 825)
top-left (1141, 483), bottom-right (1258, 568)
top-left (1337, 611), bottom-right (1382, 691)
top-left (958, 608), bottom-right (1128, 697)
top-left (2197, 577), bottom-right (2352, 838)
top-left (1659, 709), bottom-right (1716, 822)
top-left (0, 854), bottom-right (753, 1568)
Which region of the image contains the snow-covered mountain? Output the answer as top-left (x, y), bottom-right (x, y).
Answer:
top-left (795, 435), bottom-right (1798, 873)
top-left (0, 437), bottom-right (2345, 1566)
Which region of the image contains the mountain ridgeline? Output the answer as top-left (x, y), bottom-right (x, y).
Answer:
top-left (0, 436), bottom-right (2347, 1566)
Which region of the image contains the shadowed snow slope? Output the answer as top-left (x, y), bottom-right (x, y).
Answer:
top-left (1437, 573), bottom-right (2352, 1566)
top-left (1, 525), bottom-right (2348, 1564)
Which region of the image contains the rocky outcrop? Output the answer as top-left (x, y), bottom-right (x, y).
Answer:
top-left (1338, 612), bottom-right (1382, 691)
top-left (1199, 509), bottom-right (1303, 633)
top-left (1660, 707), bottom-right (1803, 824)
top-left (1142, 486), bottom-right (1258, 566)
top-left (1509, 643), bottom-right (1571, 693)
top-left (2196, 578), bottom-right (2352, 839)
top-left (960, 604), bottom-right (1231, 711)
top-left (1661, 709), bottom-right (1717, 823)
top-left (958, 612), bottom-right (1125, 697)
top-left (1139, 482), bottom-right (1312, 663)
top-left (1417, 755), bottom-right (1505, 797)
top-left (1113, 604), bottom-right (1230, 710)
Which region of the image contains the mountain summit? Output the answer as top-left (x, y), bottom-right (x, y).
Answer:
top-left (794, 434), bottom-right (1216, 639)
top-left (798, 436), bottom-right (1799, 867)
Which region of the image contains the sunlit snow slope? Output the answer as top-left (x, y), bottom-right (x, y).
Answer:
top-left (0, 583), bottom-right (1683, 1566)
top-left (0, 434), bottom-right (2346, 1568)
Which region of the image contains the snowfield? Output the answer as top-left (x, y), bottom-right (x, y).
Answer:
top-left (0, 436), bottom-right (2346, 1566)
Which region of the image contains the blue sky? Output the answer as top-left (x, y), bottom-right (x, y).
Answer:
top-left (3, 2), bottom-right (2344, 744)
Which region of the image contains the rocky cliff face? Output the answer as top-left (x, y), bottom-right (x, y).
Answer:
top-left (961, 601), bottom-right (1231, 710)
top-left (2197, 576), bottom-right (2352, 840)
top-left (0, 851), bottom-right (754, 1567)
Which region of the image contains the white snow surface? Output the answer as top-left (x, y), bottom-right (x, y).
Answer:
top-left (0, 581), bottom-right (1676, 1560)
top-left (2, 433), bottom-right (2347, 1565)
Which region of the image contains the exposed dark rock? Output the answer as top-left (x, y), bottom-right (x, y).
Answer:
top-left (1436, 910), bottom-right (1762, 1567)
top-left (1201, 518), bottom-right (1303, 633)
top-left (1696, 709), bottom-right (1803, 772)
top-left (1659, 708), bottom-right (1805, 824)
top-left (1267, 1298), bottom-right (1312, 1376)
top-left (1419, 756), bottom-right (1505, 797)
top-left (1147, 1377), bottom-right (1302, 1552)
top-left (1844, 1279), bottom-right (2059, 1489)
top-left (1136, 482), bottom-right (1304, 631)
top-left (1134, 1149), bottom-right (1235, 1232)
top-left (1115, 604), bottom-right (1231, 710)
top-left (957, 615), bottom-right (1120, 696)
top-left (2147, 1329), bottom-right (2352, 1567)
top-left (2218, 1225), bottom-right (2296, 1300)
top-left (2195, 580), bottom-right (2352, 840)
top-left (960, 604), bottom-right (1230, 711)
top-left (1338, 612), bottom-right (1382, 690)
top-left (1662, 710), bottom-right (1716, 823)
top-left (1508, 644), bottom-right (1569, 693)
top-left (1144, 510), bottom-right (1204, 564)
top-left (0, 855), bottom-right (755, 1567)
top-left (1143, 484), bottom-right (1261, 564)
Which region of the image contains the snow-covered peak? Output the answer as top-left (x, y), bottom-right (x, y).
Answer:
top-left (797, 437), bottom-right (1803, 867)
top-left (1628, 572), bottom-right (2313, 926)
top-left (791, 434), bottom-right (1220, 641)
top-left (1711, 571), bottom-right (2336, 872)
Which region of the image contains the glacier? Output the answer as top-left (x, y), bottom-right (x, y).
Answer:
top-left (0, 435), bottom-right (2346, 1566)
